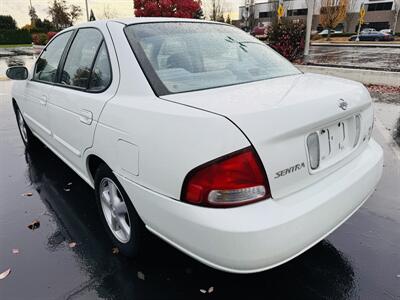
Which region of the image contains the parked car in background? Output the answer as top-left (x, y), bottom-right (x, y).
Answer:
top-left (251, 24), bottom-right (267, 40)
top-left (380, 29), bottom-right (394, 35)
top-left (349, 31), bottom-right (395, 41)
top-left (318, 29), bottom-right (343, 36)
top-left (360, 28), bottom-right (377, 34)
top-left (6, 18), bottom-right (383, 274)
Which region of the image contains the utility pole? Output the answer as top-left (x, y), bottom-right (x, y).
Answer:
top-left (85, 0), bottom-right (89, 21)
top-left (304, 0), bottom-right (315, 56)
top-left (244, 0), bottom-right (254, 32)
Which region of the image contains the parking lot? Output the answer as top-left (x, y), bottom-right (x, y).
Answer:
top-left (307, 45), bottom-right (400, 72)
top-left (0, 59), bottom-right (400, 299)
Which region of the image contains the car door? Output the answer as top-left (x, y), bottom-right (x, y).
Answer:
top-left (47, 27), bottom-right (116, 172)
top-left (23, 31), bottom-right (73, 141)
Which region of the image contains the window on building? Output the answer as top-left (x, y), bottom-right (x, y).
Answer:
top-left (287, 8), bottom-right (308, 16)
top-left (367, 2), bottom-right (393, 11)
top-left (259, 11), bottom-right (274, 18)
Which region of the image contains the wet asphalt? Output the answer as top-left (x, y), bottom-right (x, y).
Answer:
top-left (0, 57), bottom-right (400, 299)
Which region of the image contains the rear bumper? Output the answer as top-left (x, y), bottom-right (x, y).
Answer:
top-left (116, 139), bottom-right (383, 273)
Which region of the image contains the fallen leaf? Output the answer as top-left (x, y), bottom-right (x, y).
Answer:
top-left (68, 242), bottom-right (77, 248)
top-left (112, 247), bottom-right (119, 254)
top-left (27, 219), bottom-right (40, 230)
top-left (137, 271), bottom-right (145, 280)
top-left (0, 268), bottom-right (11, 280)
top-left (200, 289), bottom-right (207, 294)
top-left (22, 192), bottom-right (33, 197)
top-left (12, 249), bottom-right (19, 254)
top-left (208, 287), bottom-right (214, 293)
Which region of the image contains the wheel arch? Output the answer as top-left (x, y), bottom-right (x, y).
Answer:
top-left (87, 154), bottom-right (108, 183)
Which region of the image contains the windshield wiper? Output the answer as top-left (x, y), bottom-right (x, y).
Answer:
top-left (225, 36), bottom-right (248, 52)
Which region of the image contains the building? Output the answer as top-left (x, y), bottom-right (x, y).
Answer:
top-left (238, 0), bottom-right (400, 33)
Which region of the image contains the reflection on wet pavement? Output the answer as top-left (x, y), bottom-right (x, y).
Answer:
top-left (307, 46), bottom-right (400, 72)
top-left (0, 143), bottom-right (359, 299)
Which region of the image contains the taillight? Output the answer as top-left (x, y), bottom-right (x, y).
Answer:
top-left (181, 147), bottom-right (271, 207)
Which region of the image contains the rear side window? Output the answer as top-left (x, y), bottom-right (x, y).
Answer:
top-left (61, 28), bottom-right (103, 89)
top-left (89, 42), bottom-right (112, 91)
top-left (33, 31), bottom-right (72, 83)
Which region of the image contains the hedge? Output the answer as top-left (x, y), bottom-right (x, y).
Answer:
top-left (0, 29), bottom-right (31, 45)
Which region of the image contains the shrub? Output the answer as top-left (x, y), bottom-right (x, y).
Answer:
top-left (47, 31), bottom-right (57, 41)
top-left (32, 33), bottom-right (48, 45)
top-left (0, 29), bottom-right (32, 45)
top-left (266, 19), bottom-right (306, 62)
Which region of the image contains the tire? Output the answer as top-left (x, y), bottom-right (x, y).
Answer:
top-left (94, 163), bottom-right (146, 257)
top-left (14, 105), bottom-right (39, 150)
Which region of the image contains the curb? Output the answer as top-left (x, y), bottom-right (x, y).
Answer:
top-left (311, 42), bottom-right (400, 48)
top-left (296, 65), bottom-right (400, 87)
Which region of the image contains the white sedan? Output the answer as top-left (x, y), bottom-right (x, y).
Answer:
top-left (6, 18), bottom-right (383, 273)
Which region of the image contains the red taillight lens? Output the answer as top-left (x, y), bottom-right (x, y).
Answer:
top-left (181, 147), bottom-right (271, 207)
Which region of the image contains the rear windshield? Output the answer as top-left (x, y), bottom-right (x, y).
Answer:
top-left (124, 22), bottom-right (300, 95)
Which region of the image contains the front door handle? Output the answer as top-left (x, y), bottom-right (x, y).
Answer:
top-left (79, 109), bottom-right (93, 125)
top-left (39, 95), bottom-right (47, 106)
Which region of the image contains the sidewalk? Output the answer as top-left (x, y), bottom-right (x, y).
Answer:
top-left (311, 42), bottom-right (400, 48)
top-left (296, 64), bottom-right (400, 86)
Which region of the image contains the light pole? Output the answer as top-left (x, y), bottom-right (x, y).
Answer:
top-left (304, 0), bottom-right (315, 57)
top-left (85, 0), bottom-right (89, 21)
top-left (356, 3), bottom-right (365, 42)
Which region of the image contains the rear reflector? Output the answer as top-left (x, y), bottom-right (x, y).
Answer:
top-left (181, 147), bottom-right (270, 207)
top-left (353, 114), bottom-right (361, 147)
top-left (307, 132), bottom-right (320, 170)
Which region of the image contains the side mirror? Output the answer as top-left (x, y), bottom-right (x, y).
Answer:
top-left (6, 66), bottom-right (28, 80)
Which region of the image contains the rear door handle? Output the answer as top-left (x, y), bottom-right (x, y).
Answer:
top-left (79, 109), bottom-right (93, 125)
top-left (39, 95), bottom-right (47, 106)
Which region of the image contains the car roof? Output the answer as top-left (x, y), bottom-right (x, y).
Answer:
top-left (69, 17), bottom-right (220, 30)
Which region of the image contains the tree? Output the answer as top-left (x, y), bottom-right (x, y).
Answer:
top-left (48, 0), bottom-right (82, 30)
top-left (29, 5), bottom-right (38, 27)
top-left (345, 0), bottom-right (358, 32)
top-left (225, 14), bottom-right (231, 24)
top-left (0, 15), bottom-right (17, 29)
top-left (35, 19), bottom-right (56, 32)
top-left (193, 7), bottom-right (205, 19)
top-left (70, 5), bottom-right (82, 24)
top-left (216, 13), bottom-right (224, 22)
top-left (320, 0), bottom-right (347, 40)
top-left (394, 0), bottom-right (400, 33)
top-left (102, 4), bottom-right (117, 19)
top-left (206, 0), bottom-right (225, 21)
top-left (134, 0), bottom-right (202, 18)
top-left (266, 19), bottom-right (306, 61)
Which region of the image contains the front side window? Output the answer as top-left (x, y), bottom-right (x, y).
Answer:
top-left (33, 31), bottom-right (72, 83)
top-left (124, 22), bottom-right (300, 95)
top-left (61, 28), bottom-right (103, 89)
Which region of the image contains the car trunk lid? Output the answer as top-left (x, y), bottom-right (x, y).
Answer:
top-left (161, 73), bottom-right (374, 199)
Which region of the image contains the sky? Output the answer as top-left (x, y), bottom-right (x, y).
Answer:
top-left (0, 0), bottom-right (240, 28)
